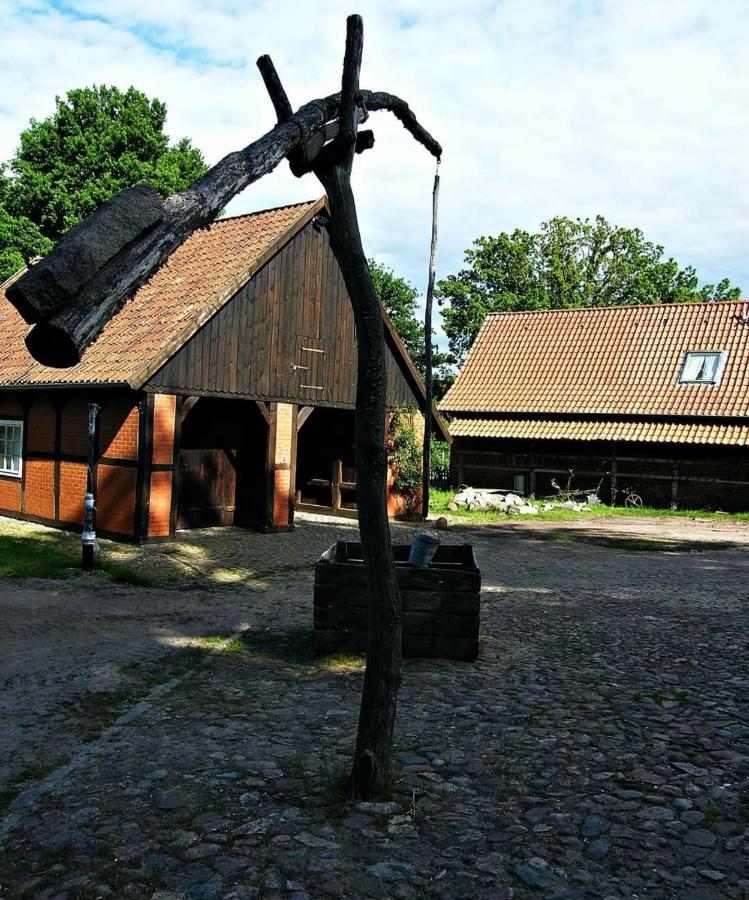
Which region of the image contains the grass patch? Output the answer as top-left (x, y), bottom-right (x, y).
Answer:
top-left (429, 488), bottom-right (749, 524)
top-left (0, 524), bottom-right (162, 587)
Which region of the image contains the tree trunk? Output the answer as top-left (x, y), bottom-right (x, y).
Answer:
top-left (317, 163), bottom-right (402, 799)
top-left (309, 15), bottom-right (404, 800)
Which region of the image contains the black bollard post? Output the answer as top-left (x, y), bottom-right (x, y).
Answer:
top-left (81, 402), bottom-right (100, 570)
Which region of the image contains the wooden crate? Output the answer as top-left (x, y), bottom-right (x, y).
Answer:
top-left (313, 541), bottom-right (481, 661)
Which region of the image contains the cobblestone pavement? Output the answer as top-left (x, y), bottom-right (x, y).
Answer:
top-left (0, 516), bottom-right (748, 898)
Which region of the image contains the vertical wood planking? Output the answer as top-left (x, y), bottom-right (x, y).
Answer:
top-left (144, 220), bottom-right (429, 416)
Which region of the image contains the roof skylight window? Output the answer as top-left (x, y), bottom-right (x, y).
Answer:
top-left (677, 351), bottom-right (726, 386)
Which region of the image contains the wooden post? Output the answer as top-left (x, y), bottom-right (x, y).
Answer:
top-left (610, 446), bottom-right (618, 504)
top-left (263, 401), bottom-right (295, 532)
top-left (529, 442), bottom-right (537, 499)
top-left (332, 458), bottom-right (343, 510)
top-left (671, 460), bottom-right (679, 510)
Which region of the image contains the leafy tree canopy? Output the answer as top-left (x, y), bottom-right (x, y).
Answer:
top-left (0, 174), bottom-right (52, 283)
top-left (0, 85), bottom-right (207, 281)
top-left (438, 215), bottom-right (742, 364)
top-left (368, 259), bottom-right (451, 397)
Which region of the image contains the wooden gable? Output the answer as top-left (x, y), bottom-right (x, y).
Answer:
top-left (145, 217), bottom-right (422, 410)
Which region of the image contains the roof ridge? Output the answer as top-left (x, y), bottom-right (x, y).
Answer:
top-left (484, 299), bottom-right (749, 318)
top-left (214, 198), bottom-right (323, 224)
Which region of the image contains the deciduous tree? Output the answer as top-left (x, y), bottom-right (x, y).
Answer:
top-left (369, 259), bottom-right (449, 391)
top-left (439, 215), bottom-right (741, 364)
top-left (2, 85), bottom-right (206, 246)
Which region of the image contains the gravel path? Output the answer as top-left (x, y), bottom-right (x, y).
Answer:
top-left (0, 516), bottom-right (747, 898)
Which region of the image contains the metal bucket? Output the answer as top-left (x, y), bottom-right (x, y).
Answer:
top-left (408, 532), bottom-right (440, 567)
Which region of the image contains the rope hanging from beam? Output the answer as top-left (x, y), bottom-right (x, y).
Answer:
top-left (421, 157), bottom-right (441, 518)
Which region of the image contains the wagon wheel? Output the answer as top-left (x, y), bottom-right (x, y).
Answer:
top-left (625, 492), bottom-right (643, 508)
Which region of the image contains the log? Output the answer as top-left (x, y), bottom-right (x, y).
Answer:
top-left (11, 89), bottom-right (440, 368)
top-left (7, 184), bottom-right (164, 325)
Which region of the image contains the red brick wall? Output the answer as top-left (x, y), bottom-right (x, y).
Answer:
top-left (60, 398), bottom-right (88, 456)
top-left (23, 458), bottom-right (55, 519)
top-left (152, 394), bottom-right (176, 465)
top-left (99, 396), bottom-right (139, 460)
top-left (26, 395), bottom-right (55, 454)
top-left (148, 470), bottom-right (172, 537)
top-left (0, 390), bottom-right (145, 538)
top-left (0, 478), bottom-right (21, 512)
top-left (96, 465), bottom-right (136, 535)
top-left (0, 397), bottom-right (22, 417)
top-left (59, 461), bottom-right (87, 524)
top-left (0, 397), bottom-right (24, 513)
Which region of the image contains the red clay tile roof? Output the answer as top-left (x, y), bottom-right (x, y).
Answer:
top-left (441, 302), bottom-right (749, 420)
top-left (449, 416), bottom-right (749, 446)
top-left (0, 199), bottom-right (323, 388)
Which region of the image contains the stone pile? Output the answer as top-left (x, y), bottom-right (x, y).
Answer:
top-left (447, 488), bottom-right (538, 515)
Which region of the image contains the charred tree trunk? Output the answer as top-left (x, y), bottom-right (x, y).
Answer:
top-left (319, 165), bottom-right (403, 799)
top-left (313, 16), bottom-right (402, 799)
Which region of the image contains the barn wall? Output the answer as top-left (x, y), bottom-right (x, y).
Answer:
top-left (0, 389), bottom-right (145, 539)
top-left (145, 219), bottom-right (422, 411)
top-left (450, 435), bottom-right (749, 511)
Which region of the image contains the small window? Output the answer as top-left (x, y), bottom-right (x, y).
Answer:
top-left (0, 419), bottom-right (23, 478)
top-left (677, 351), bottom-right (726, 386)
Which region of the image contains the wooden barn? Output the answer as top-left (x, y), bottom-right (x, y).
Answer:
top-left (440, 302), bottom-right (749, 510)
top-left (0, 198), bottom-right (448, 542)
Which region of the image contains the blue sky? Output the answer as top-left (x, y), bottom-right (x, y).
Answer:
top-left (1, 0), bottom-right (747, 344)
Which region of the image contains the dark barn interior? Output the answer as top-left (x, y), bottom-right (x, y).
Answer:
top-left (177, 398), bottom-right (269, 529)
top-left (295, 407), bottom-right (357, 512)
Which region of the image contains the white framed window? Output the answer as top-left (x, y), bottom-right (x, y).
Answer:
top-left (0, 419), bottom-right (23, 478)
top-left (677, 351), bottom-right (727, 386)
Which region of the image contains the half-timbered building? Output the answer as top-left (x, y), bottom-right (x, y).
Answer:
top-left (0, 198), bottom-right (448, 541)
top-left (441, 302), bottom-right (749, 510)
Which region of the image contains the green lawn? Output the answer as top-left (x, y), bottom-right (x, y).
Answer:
top-left (428, 488), bottom-right (749, 524)
top-left (0, 520), bottom-right (161, 586)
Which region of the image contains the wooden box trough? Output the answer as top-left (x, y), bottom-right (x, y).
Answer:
top-left (313, 541), bottom-right (481, 661)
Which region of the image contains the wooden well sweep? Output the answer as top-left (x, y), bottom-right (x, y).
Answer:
top-left (313, 540), bottom-right (481, 661)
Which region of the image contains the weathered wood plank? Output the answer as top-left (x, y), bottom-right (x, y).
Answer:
top-left (314, 606), bottom-right (479, 638)
top-left (314, 585), bottom-right (480, 614)
top-left (313, 628), bottom-right (478, 662)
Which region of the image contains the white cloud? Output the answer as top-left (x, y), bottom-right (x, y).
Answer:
top-left (1, 0), bottom-right (747, 350)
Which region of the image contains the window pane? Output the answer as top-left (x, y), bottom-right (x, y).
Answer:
top-left (702, 355), bottom-right (718, 382)
top-left (681, 354), bottom-right (705, 381)
top-left (0, 421), bottom-right (22, 474)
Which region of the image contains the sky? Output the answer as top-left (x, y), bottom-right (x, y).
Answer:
top-left (1, 0), bottom-right (747, 346)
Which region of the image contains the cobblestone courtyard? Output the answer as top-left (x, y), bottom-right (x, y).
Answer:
top-left (0, 514), bottom-right (748, 898)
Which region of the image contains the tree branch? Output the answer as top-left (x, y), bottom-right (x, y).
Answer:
top-left (339, 15), bottom-right (364, 148)
top-left (256, 55), bottom-right (294, 122)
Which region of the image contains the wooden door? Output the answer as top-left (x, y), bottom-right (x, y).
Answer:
top-left (177, 448), bottom-right (237, 528)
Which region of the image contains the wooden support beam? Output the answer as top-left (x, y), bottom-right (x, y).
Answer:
top-left (331, 458), bottom-right (343, 510)
top-left (262, 402), bottom-right (295, 532)
top-left (180, 395), bottom-right (200, 423)
top-left (254, 400), bottom-right (271, 425)
top-left (297, 406), bottom-right (315, 431)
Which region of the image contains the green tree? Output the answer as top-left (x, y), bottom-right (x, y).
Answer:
top-left (2, 85), bottom-right (206, 252)
top-left (368, 259), bottom-right (451, 394)
top-left (439, 215), bottom-right (742, 364)
top-left (0, 174), bottom-right (53, 282)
